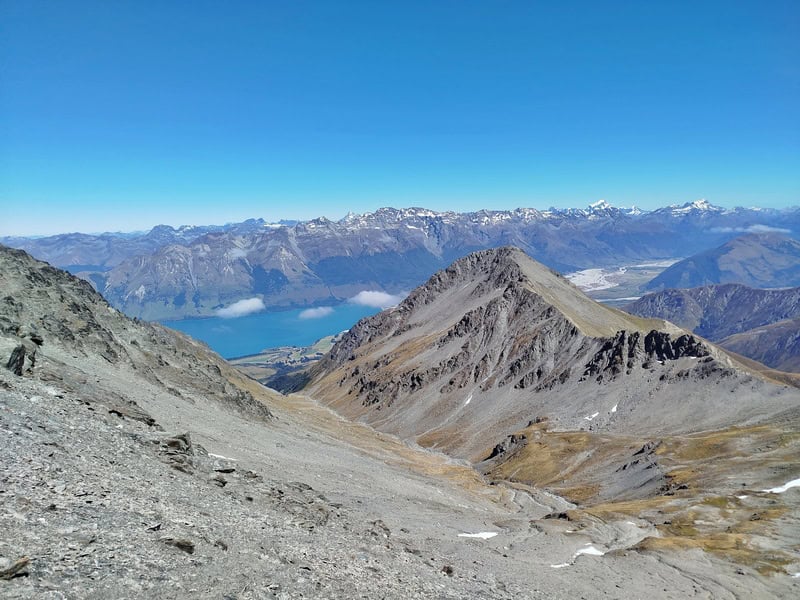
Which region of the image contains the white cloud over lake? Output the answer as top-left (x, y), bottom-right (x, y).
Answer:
top-left (710, 224), bottom-right (790, 234)
top-left (299, 306), bottom-right (334, 320)
top-left (216, 297), bottom-right (265, 318)
top-left (349, 290), bottom-right (405, 309)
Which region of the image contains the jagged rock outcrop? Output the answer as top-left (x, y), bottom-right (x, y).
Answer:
top-left (583, 330), bottom-right (710, 381)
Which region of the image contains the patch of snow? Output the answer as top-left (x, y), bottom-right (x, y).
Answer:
top-left (464, 394), bottom-right (472, 407)
top-left (596, 296), bottom-right (642, 303)
top-left (762, 478), bottom-right (800, 494)
top-left (736, 495), bottom-right (748, 500)
top-left (576, 545), bottom-right (605, 557)
top-left (208, 453), bottom-right (238, 461)
top-left (458, 532), bottom-right (498, 540)
top-left (584, 412), bottom-right (599, 421)
top-left (549, 543), bottom-right (606, 568)
top-left (611, 404), bottom-right (618, 413)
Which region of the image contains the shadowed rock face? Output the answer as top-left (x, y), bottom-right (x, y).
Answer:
top-left (309, 247), bottom-right (799, 460)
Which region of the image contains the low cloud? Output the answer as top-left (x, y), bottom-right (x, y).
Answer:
top-left (299, 306), bottom-right (334, 320)
top-left (216, 297), bottom-right (265, 318)
top-left (710, 224), bottom-right (790, 234)
top-left (349, 290), bottom-right (406, 309)
top-left (228, 248), bottom-right (248, 259)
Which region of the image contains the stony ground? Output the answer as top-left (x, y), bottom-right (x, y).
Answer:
top-left (2, 357), bottom-right (798, 599)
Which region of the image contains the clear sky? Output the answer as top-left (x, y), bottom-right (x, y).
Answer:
top-left (1, 1), bottom-right (798, 235)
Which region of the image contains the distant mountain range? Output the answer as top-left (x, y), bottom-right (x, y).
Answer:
top-left (3, 200), bottom-right (799, 320)
top-left (625, 283), bottom-right (800, 372)
top-left (644, 233), bottom-right (800, 291)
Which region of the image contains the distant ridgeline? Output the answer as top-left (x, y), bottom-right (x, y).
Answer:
top-left (3, 201), bottom-right (798, 321)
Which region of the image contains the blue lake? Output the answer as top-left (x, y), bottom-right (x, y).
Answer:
top-left (161, 304), bottom-right (381, 359)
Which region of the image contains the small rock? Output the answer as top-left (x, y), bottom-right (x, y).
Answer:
top-left (441, 565), bottom-right (454, 577)
top-left (0, 557), bottom-right (30, 580)
top-left (368, 520), bottom-right (391, 538)
top-left (161, 537), bottom-right (195, 554)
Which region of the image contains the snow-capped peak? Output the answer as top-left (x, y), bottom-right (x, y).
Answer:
top-left (666, 199), bottom-right (724, 215)
top-left (589, 200), bottom-right (612, 211)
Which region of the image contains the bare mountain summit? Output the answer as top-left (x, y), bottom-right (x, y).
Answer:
top-left (309, 247), bottom-right (798, 460)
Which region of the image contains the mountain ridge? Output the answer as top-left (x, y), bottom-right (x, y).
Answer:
top-left (309, 247), bottom-right (798, 462)
top-left (644, 233), bottom-right (800, 291)
top-left (5, 202), bottom-right (799, 320)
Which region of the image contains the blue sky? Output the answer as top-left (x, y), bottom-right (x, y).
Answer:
top-left (1, 1), bottom-right (798, 235)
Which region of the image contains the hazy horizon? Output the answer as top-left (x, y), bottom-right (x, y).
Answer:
top-left (2, 1), bottom-right (798, 237)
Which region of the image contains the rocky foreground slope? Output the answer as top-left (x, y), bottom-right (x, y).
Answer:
top-left (2, 245), bottom-right (800, 598)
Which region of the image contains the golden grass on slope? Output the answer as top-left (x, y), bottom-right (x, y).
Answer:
top-left (635, 535), bottom-right (794, 576)
top-left (479, 419), bottom-right (800, 574)
top-left (481, 422), bottom-right (642, 503)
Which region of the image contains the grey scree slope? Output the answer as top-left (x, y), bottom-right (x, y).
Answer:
top-left (1, 244), bottom-right (798, 598)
